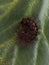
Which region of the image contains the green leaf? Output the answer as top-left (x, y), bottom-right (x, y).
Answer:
top-left (0, 0), bottom-right (49, 65)
top-left (44, 8), bottom-right (49, 43)
top-left (36, 33), bottom-right (49, 65)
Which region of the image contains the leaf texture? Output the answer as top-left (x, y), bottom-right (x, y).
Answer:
top-left (0, 0), bottom-right (49, 65)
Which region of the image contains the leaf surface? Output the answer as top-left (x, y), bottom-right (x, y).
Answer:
top-left (0, 0), bottom-right (49, 65)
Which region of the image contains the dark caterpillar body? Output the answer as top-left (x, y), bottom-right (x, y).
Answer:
top-left (17, 17), bottom-right (40, 46)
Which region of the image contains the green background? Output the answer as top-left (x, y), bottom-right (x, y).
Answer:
top-left (0, 0), bottom-right (49, 65)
